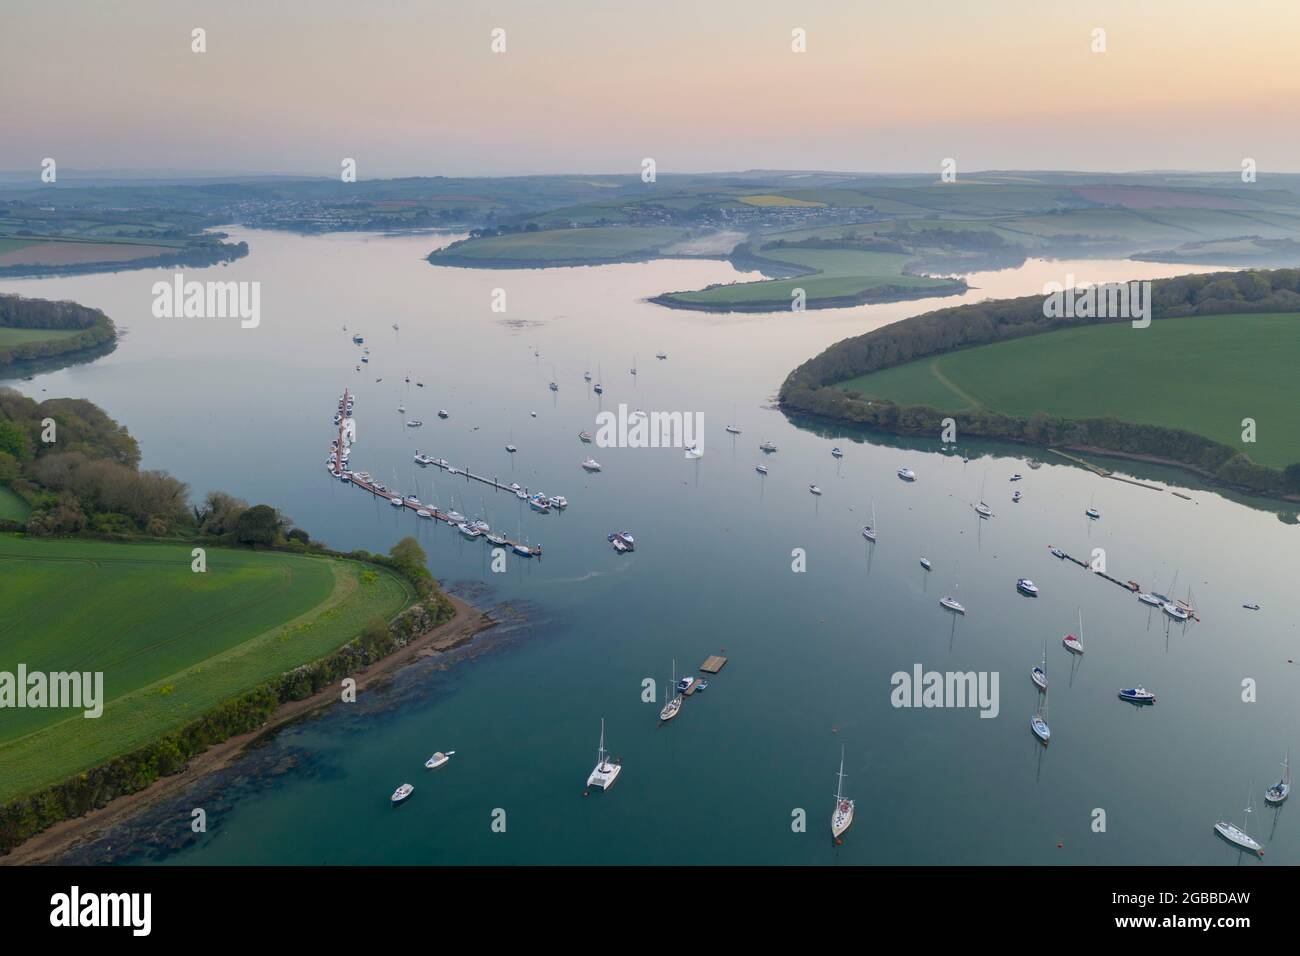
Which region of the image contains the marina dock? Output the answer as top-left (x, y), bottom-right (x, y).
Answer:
top-left (1050, 545), bottom-right (1141, 594)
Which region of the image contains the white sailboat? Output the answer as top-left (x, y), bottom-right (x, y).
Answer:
top-left (831, 746), bottom-right (854, 839)
top-left (1265, 752), bottom-right (1291, 805)
top-left (1031, 644), bottom-right (1048, 691)
top-left (587, 718), bottom-right (621, 790)
top-left (1214, 787), bottom-right (1264, 854)
top-left (1062, 609), bottom-right (1085, 653)
top-left (1030, 688), bottom-right (1050, 744)
top-left (659, 660), bottom-right (682, 723)
top-left (862, 501), bottom-right (877, 542)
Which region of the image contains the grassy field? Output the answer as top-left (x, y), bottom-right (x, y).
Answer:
top-left (431, 225), bottom-right (689, 263)
top-left (661, 246), bottom-right (955, 308)
top-left (0, 326), bottom-right (83, 346)
top-left (839, 313), bottom-right (1300, 468)
top-left (0, 486), bottom-right (29, 521)
top-left (0, 536), bottom-right (416, 801)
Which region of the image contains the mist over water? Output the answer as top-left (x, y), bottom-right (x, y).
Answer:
top-left (3, 231), bottom-right (1294, 865)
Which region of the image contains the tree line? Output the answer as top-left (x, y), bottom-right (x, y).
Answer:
top-left (0, 294), bottom-right (117, 366)
top-left (780, 268), bottom-right (1300, 497)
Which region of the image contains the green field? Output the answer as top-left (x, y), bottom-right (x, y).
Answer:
top-left (840, 313), bottom-right (1300, 468)
top-left (661, 246), bottom-right (955, 308)
top-left (430, 226), bottom-right (689, 263)
top-left (0, 486), bottom-right (29, 521)
top-left (0, 536), bottom-right (416, 801)
top-left (0, 326), bottom-right (83, 346)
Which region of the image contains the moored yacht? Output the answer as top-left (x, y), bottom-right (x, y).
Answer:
top-left (586, 719), bottom-right (621, 790)
top-left (659, 660), bottom-right (682, 722)
top-left (939, 595), bottom-right (965, 614)
top-left (725, 424), bottom-right (741, 435)
top-left (425, 750), bottom-right (455, 769)
top-left (831, 747), bottom-right (854, 839)
top-left (759, 441), bottom-right (778, 452)
top-left (437, 409), bottom-right (449, 419)
top-left (897, 467), bottom-right (917, 481)
top-left (755, 464), bottom-right (768, 475)
top-left (1137, 591), bottom-right (1162, 607)
top-left (582, 458), bottom-right (602, 471)
top-left (1214, 789), bottom-right (1263, 854)
top-left (831, 447), bottom-right (843, 458)
top-left (809, 484), bottom-right (822, 496)
top-left (579, 431), bottom-right (593, 443)
top-left (1016, 578), bottom-right (1039, 597)
top-left (1265, 753), bottom-right (1291, 805)
top-left (920, 557), bottom-right (932, 570)
top-left (391, 783), bottom-right (414, 805)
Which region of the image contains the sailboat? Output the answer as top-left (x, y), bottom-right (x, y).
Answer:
top-left (587, 718), bottom-right (621, 790)
top-left (593, 364), bottom-right (604, 394)
top-left (975, 472), bottom-right (992, 518)
top-left (1031, 644), bottom-right (1048, 690)
top-left (725, 403), bottom-right (741, 435)
top-left (1086, 492), bottom-right (1101, 520)
top-left (1030, 688), bottom-right (1050, 744)
top-left (629, 355), bottom-right (637, 376)
top-left (862, 500), bottom-right (877, 542)
top-left (659, 660), bottom-right (682, 722)
top-left (831, 746), bottom-right (854, 839)
top-left (1062, 609), bottom-right (1085, 653)
top-left (1265, 752), bottom-right (1291, 805)
top-left (1214, 787), bottom-right (1264, 854)
top-left (939, 566), bottom-right (965, 613)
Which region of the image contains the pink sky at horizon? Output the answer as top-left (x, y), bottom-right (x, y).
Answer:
top-left (2, 0), bottom-right (1297, 178)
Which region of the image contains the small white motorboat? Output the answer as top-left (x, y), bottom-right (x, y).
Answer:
top-left (1138, 592), bottom-right (1163, 607)
top-left (726, 424), bottom-right (741, 435)
top-left (549, 495), bottom-right (568, 509)
top-left (1016, 578), bottom-right (1039, 597)
top-left (437, 409), bottom-right (449, 419)
top-left (582, 458), bottom-right (602, 472)
top-left (446, 510), bottom-right (465, 524)
top-left (579, 431), bottom-right (593, 443)
top-left (391, 783), bottom-right (414, 805)
top-left (425, 750), bottom-right (455, 770)
top-left (920, 557), bottom-right (932, 571)
top-left (676, 675), bottom-right (695, 694)
top-left (939, 595), bottom-right (965, 614)
top-left (593, 383), bottom-right (604, 394)
top-left (831, 447), bottom-right (843, 459)
top-left (897, 467), bottom-right (917, 481)
top-left (389, 497), bottom-right (405, 508)
top-left (485, 531), bottom-right (507, 546)
top-left (416, 509), bottom-right (432, 519)
top-left (458, 523), bottom-right (483, 538)
top-left (406, 419), bottom-right (423, 428)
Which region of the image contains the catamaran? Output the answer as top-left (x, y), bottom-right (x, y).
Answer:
top-left (1214, 788), bottom-right (1263, 854)
top-left (659, 660), bottom-right (682, 722)
top-left (1265, 752), bottom-right (1291, 805)
top-left (587, 719), bottom-right (621, 790)
top-left (831, 746), bottom-right (854, 839)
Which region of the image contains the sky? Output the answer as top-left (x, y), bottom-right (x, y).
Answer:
top-left (2, 0), bottom-right (1298, 178)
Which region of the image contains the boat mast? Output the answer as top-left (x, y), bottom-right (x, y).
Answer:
top-left (597, 718), bottom-right (606, 768)
top-left (835, 746), bottom-right (846, 803)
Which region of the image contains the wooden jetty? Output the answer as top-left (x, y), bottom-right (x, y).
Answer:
top-left (1049, 545), bottom-right (1139, 593)
top-left (700, 655), bottom-right (728, 674)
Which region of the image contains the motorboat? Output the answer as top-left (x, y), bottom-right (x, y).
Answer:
top-left (897, 467), bottom-right (917, 481)
top-left (389, 497), bottom-right (405, 508)
top-left (831, 447), bottom-right (843, 458)
top-left (676, 675), bottom-right (695, 694)
top-left (582, 458), bottom-right (602, 471)
top-left (549, 495), bottom-right (568, 509)
top-left (593, 383), bottom-right (604, 394)
top-left (759, 441), bottom-right (778, 453)
top-left (920, 557), bottom-right (932, 571)
top-left (579, 431), bottom-right (593, 443)
top-left (425, 750), bottom-right (455, 769)
top-left (485, 531), bottom-right (507, 546)
top-left (655, 352), bottom-right (667, 360)
top-left (1118, 687), bottom-right (1156, 704)
top-left (416, 509), bottom-right (432, 519)
top-left (549, 382), bottom-right (559, 391)
top-left (391, 783), bottom-right (414, 805)
top-left (608, 531), bottom-right (635, 553)
top-left (528, 495), bottom-right (551, 512)
top-left (437, 409), bottom-right (449, 419)
top-left (445, 510), bottom-right (465, 524)
top-left (413, 453), bottom-right (434, 465)
top-left (457, 523), bottom-right (483, 538)
top-left (1137, 592), bottom-right (1163, 607)
top-left (406, 419), bottom-right (423, 427)
top-left (1016, 578), bottom-right (1039, 597)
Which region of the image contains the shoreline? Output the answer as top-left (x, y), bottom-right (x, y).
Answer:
top-left (1, 593), bottom-right (495, 865)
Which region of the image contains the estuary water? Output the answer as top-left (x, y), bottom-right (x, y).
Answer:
top-left (3, 231), bottom-right (1296, 865)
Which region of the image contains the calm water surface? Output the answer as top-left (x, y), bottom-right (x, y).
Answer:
top-left (3, 232), bottom-right (1295, 865)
